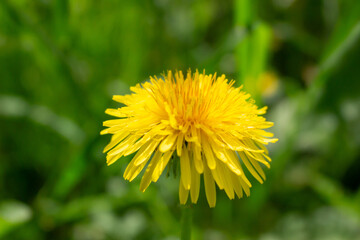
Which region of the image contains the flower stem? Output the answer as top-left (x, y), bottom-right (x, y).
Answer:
top-left (181, 204), bottom-right (192, 240)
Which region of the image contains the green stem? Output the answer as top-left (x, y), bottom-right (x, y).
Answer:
top-left (181, 204), bottom-right (192, 240)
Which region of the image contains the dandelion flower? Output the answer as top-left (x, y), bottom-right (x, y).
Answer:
top-left (101, 70), bottom-right (278, 207)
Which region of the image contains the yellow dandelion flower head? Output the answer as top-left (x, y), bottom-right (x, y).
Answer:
top-left (101, 69), bottom-right (278, 207)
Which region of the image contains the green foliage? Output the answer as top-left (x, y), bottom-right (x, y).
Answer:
top-left (0, 0), bottom-right (360, 239)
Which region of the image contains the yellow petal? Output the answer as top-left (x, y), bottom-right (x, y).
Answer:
top-left (180, 146), bottom-right (191, 190)
top-left (100, 125), bottom-right (125, 135)
top-left (103, 131), bottom-right (130, 153)
top-left (247, 154), bottom-right (266, 180)
top-left (202, 134), bottom-right (216, 169)
top-left (246, 151), bottom-right (270, 168)
top-left (113, 95), bottom-right (130, 104)
top-left (123, 130), bottom-right (163, 156)
top-left (230, 173), bottom-right (244, 199)
top-left (105, 108), bottom-right (127, 118)
top-left (239, 178), bottom-right (251, 197)
top-left (217, 162), bottom-right (234, 199)
top-left (108, 135), bottom-right (140, 157)
top-left (106, 153), bottom-right (121, 166)
top-left (140, 150), bottom-right (162, 191)
top-left (123, 155), bottom-right (147, 181)
top-left (128, 162), bottom-right (147, 182)
top-left (133, 141), bottom-right (159, 166)
top-left (211, 162), bottom-right (224, 190)
top-left (193, 144), bottom-right (204, 174)
top-left (190, 163), bottom-right (200, 203)
top-left (152, 150), bottom-right (174, 182)
top-left (176, 133), bottom-right (184, 156)
top-left (204, 164), bottom-right (216, 207)
top-left (159, 133), bottom-right (177, 152)
top-left (179, 178), bottom-right (189, 205)
top-left (210, 141), bottom-right (240, 175)
top-left (238, 151), bottom-right (264, 184)
top-left (103, 119), bottom-right (126, 127)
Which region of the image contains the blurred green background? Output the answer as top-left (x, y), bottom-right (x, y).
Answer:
top-left (1, 0), bottom-right (360, 239)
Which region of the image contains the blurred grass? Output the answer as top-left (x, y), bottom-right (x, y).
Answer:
top-left (0, 0), bottom-right (360, 239)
